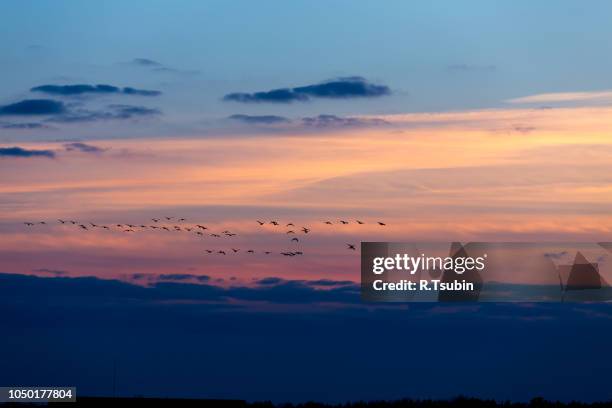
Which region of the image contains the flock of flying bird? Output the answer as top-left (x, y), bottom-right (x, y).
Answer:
top-left (22, 217), bottom-right (387, 256)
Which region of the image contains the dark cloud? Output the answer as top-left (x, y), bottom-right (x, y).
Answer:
top-left (122, 87), bottom-right (162, 97)
top-left (0, 99), bottom-right (66, 115)
top-left (31, 84), bottom-right (161, 97)
top-left (0, 122), bottom-right (49, 129)
top-left (0, 146), bottom-right (55, 158)
top-left (132, 58), bottom-right (164, 67)
top-left (63, 142), bottom-right (106, 153)
top-left (47, 104), bottom-right (161, 123)
top-left (305, 279), bottom-right (355, 287)
top-left (301, 114), bottom-right (389, 128)
top-left (255, 277), bottom-right (285, 285)
top-left (0, 273), bottom-right (359, 305)
top-left (228, 114), bottom-right (290, 124)
top-left (158, 274), bottom-right (210, 282)
top-left (223, 77), bottom-right (391, 103)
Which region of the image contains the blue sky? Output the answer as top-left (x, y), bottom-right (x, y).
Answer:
top-left (3, 0), bottom-right (612, 141)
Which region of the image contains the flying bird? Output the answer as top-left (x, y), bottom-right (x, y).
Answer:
top-left (324, 221), bottom-right (333, 225)
top-left (301, 227), bottom-right (310, 234)
top-left (286, 230), bottom-right (295, 234)
top-left (196, 225), bottom-right (207, 230)
top-left (205, 250), bottom-right (213, 253)
top-left (58, 219), bottom-right (66, 224)
top-left (151, 218), bottom-right (159, 222)
top-left (211, 234), bottom-right (221, 237)
top-left (247, 250), bottom-right (255, 253)
top-left (231, 248), bottom-right (240, 253)
top-left (178, 218), bottom-right (186, 222)
top-left (339, 220), bottom-right (349, 224)
top-left (270, 221), bottom-right (279, 226)
top-left (291, 237), bottom-right (299, 242)
top-left (165, 217), bottom-right (173, 220)
top-left (377, 222), bottom-right (386, 226)
top-left (218, 250), bottom-right (226, 255)
top-left (24, 222), bottom-right (34, 226)
top-left (356, 220), bottom-right (364, 224)
top-left (286, 223), bottom-right (294, 227)
top-left (256, 220), bottom-right (265, 225)
top-left (347, 244), bottom-right (356, 250)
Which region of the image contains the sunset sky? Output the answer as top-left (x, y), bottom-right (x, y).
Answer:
top-left (2, 0), bottom-right (612, 403)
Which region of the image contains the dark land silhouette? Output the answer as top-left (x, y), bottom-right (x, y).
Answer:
top-left (3, 397), bottom-right (612, 408)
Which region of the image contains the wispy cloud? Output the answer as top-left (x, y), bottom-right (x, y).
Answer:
top-left (507, 90), bottom-right (612, 104)
top-left (47, 104), bottom-right (161, 123)
top-left (0, 122), bottom-right (49, 129)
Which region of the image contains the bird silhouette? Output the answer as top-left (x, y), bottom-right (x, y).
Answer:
top-left (356, 220), bottom-right (364, 224)
top-left (196, 225), bottom-right (207, 230)
top-left (377, 222), bottom-right (386, 226)
top-left (270, 221), bottom-right (279, 226)
top-left (178, 218), bottom-right (186, 222)
top-left (165, 217), bottom-right (173, 220)
top-left (264, 251), bottom-right (271, 254)
top-left (256, 220), bottom-right (265, 225)
top-left (79, 224), bottom-right (88, 230)
top-left (347, 244), bottom-right (356, 250)
top-left (286, 230), bottom-right (295, 234)
top-left (205, 250), bottom-right (213, 253)
top-left (195, 231), bottom-right (203, 236)
top-left (291, 237), bottom-right (299, 242)
top-left (162, 227), bottom-right (170, 231)
top-left (294, 251), bottom-right (303, 255)
top-left (324, 221), bottom-right (333, 225)
top-left (286, 223), bottom-right (294, 227)
top-left (247, 250), bottom-right (255, 253)
top-left (58, 219), bottom-right (66, 224)
top-left (231, 248), bottom-right (240, 253)
top-left (218, 250), bottom-right (226, 255)
top-left (301, 227), bottom-right (310, 233)
top-left (339, 220), bottom-right (349, 224)
top-left (39, 221), bottom-right (46, 225)
top-left (151, 218), bottom-right (160, 222)
top-left (211, 234), bottom-right (221, 237)
top-left (185, 228), bottom-right (193, 232)
top-left (24, 222), bottom-right (34, 226)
